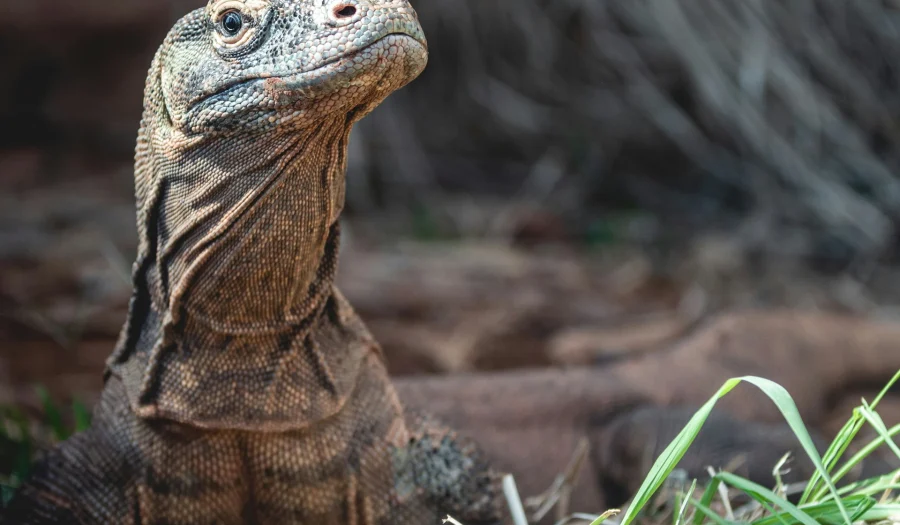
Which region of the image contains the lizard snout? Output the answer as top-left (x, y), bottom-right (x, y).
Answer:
top-left (322, 0), bottom-right (427, 50)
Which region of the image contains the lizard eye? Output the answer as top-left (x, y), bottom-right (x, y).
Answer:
top-left (209, 3), bottom-right (271, 56)
top-left (216, 9), bottom-right (248, 43)
top-left (221, 11), bottom-right (243, 36)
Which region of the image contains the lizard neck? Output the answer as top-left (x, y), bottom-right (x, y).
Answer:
top-left (107, 62), bottom-right (378, 429)
top-left (153, 120), bottom-right (352, 333)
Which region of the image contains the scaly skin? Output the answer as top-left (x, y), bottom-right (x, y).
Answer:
top-left (5, 1), bottom-right (897, 524)
top-left (3, 1), bottom-right (504, 523)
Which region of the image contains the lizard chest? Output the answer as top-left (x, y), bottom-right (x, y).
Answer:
top-left (130, 381), bottom-right (415, 524)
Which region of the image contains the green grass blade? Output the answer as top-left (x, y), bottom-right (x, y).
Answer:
top-left (757, 500), bottom-right (790, 525)
top-left (673, 478), bottom-right (697, 525)
top-left (594, 377), bottom-right (744, 525)
top-left (800, 370), bottom-right (900, 504)
top-left (35, 386), bottom-right (66, 442)
top-left (71, 399), bottom-right (92, 433)
top-left (689, 498), bottom-right (737, 525)
top-left (2, 407), bottom-right (34, 485)
top-left (816, 423), bottom-right (900, 501)
top-left (735, 377), bottom-right (850, 524)
top-left (837, 481), bottom-right (900, 498)
top-left (857, 403), bottom-right (900, 460)
top-left (859, 503), bottom-right (900, 521)
top-left (692, 477), bottom-right (724, 525)
top-left (805, 369), bottom-right (900, 503)
top-left (715, 471), bottom-right (818, 525)
top-left (601, 376), bottom-right (851, 525)
top-left (751, 494), bottom-right (874, 525)
top-left (802, 412), bottom-right (864, 503)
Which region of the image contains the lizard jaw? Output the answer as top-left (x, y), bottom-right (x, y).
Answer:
top-left (183, 33), bottom-right (427, 133)
top-left (269, 33), bottom-right (428, 103)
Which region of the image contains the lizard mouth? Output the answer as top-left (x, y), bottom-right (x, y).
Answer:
top-left (188, 32), bottom-right (428, 114)
top-left (274, 32), bottom-right (428, 93)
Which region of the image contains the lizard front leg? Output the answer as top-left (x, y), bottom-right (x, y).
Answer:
top-left (3, 376), bottom-right (250, 525)
top-left (389, 411), bottom-right (506, 524)
top-left (4, 378), bottom-right (138, 524)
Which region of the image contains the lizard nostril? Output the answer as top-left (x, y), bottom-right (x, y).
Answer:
top-left (333, 5), bottom-right (357, 18)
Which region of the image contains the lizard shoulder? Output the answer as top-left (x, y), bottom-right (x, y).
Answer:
top-left (391, 411), bottom-right (507, 524)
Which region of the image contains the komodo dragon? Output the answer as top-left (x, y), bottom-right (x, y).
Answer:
top-left (2, 0), bottom-right (895, 523)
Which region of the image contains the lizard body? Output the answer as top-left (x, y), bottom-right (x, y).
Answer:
top-left (4, 1), bottom-right (504, 523)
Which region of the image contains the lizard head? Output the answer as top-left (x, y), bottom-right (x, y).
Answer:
top-left (130, 0), bottom-right (427, 333)
top-left (158, 0), bottom-right (428, 135)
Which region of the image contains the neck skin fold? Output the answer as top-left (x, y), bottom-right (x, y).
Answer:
top-left (107, 82), bottom-right (370, 429)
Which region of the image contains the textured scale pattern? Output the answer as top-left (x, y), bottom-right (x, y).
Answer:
top-left (8, 1), bottom-right (887, 523)
top-left (2, 0), bottom-right (505, 523)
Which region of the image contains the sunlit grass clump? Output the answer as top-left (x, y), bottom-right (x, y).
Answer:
top-left (457, 370), bottom-right (900, 525)
top-left (595, 371), bottom-right (900, 525)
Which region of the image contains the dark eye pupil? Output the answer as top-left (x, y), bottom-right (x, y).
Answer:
top-left (222, 12), bottom-right (243, 35)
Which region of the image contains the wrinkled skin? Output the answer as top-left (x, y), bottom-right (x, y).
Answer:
top-left (3, 1), bottom-right (504, 524)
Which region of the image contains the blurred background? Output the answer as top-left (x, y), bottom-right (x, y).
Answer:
top-left (2, 0), bottom-right (900, 422)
